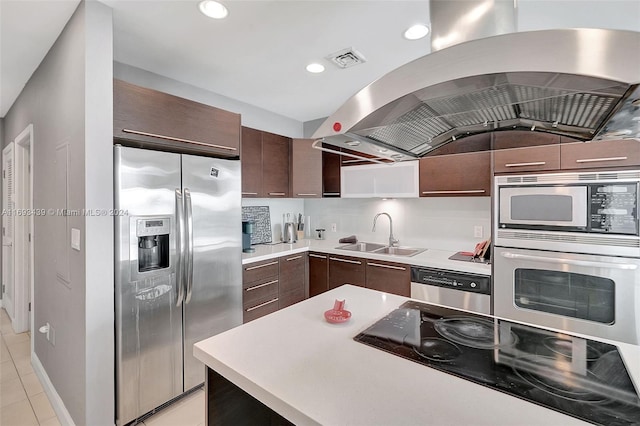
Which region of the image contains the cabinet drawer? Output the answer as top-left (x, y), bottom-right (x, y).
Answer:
top-left (561, 140), bottom-right (640, 170)
top-left (243, 278), bottom-right (279, 306)
top-left (243, 259), bottom-right (279, 283)
top-left (243, 296), bottom-right (279, 323)
top-left (493, 144), bottom-right (560, 173)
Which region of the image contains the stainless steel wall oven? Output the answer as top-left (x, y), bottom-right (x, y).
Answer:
top-left (493, 170), bottom-right (640, 345)
top-left (494, 246), bottom-right (640, 344)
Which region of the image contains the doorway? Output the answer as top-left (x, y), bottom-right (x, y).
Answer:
top-left (2, 124), bottom-right (34, 334)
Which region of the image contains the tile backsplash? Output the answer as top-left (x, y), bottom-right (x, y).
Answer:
top-left (243, 196), bottom-right (492, 251)
top-left (303, 197), bottom-right (492, 252)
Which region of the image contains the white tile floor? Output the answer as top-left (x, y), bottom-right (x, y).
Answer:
top-left (1, 308), bottom-right (206, 426)
top-left (1, 309), bottom-right (60, 426)
top-left (139, 389), bottom-right (205, 426)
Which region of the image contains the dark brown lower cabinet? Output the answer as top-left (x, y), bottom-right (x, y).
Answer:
top-left (308, 252), bottom-right (329, 297)
top-left (279, 253), bottom-right (306, 309)
top-left (328, 255), bottom-right (366, 289)
top-left (242, 259), bottom-right (280, 323)
top-left (365, 259), bottom-right (411, 297)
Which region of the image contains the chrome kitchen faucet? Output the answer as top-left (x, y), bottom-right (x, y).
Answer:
top-left (372, 212), bottom-right (399, 247)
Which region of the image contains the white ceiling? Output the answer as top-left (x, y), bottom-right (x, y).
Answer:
top-left (2, 1), bottom-right (639, 122)
top-left (1, 0), bottom-right (432, 121)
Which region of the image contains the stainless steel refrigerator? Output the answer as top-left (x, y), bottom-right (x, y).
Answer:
top-left (114, 145), bottom-right (242, 425)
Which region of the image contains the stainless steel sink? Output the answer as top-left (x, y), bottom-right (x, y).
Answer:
top-left (371, 246), bottom-right (426, 257)
top-left (335, 242), bottom-right (425, 257)
top-left (336, 242), bottom-right (387, 252)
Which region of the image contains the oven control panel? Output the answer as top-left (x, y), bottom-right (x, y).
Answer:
top-left (411, 267), bottom-right (491, 295)
top-left (589, 183), bottom-right (638, 235)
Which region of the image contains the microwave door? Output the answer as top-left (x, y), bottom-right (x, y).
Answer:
top-left (498, 186), bottom-right (588, 228)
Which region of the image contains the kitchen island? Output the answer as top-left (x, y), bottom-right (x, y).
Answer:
top-left (194, 285), bottom-right (588, 425)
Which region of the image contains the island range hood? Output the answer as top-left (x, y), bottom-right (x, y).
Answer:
top-left (312, 28), bottom-right (640, 161)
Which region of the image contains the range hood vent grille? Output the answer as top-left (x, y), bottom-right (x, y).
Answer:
top-left (356, 75), bottom-right (626, 156)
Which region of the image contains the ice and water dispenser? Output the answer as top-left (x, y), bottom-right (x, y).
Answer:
top-left (136, 218), bottom-right (170, 272)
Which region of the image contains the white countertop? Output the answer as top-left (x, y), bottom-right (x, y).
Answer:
top-left (242, 238), bottom-right (492, 275)
top-left (194, 285), bottom-right (586, 426)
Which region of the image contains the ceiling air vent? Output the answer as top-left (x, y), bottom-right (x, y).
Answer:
top-left (327, 48), bottom-right (367, 69)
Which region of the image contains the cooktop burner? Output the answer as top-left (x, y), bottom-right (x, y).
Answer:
top-left (413, 338), bottom-right (461, 362)
top-left (354, 301), bottom-right (640, 425)
top-left (433, 317), bottom-right (517, 350)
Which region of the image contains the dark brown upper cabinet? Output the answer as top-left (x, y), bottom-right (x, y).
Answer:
top-left (240, 127), bottom-right (291, 198)
top-left (560, 139), bottom-right (640, 170)
top-left (291, 139), bottom-right (322, 198)
top-left (322, 144), bottom-right (341, 198)
top-left (241, 127), bottom-right (263, 197)
top-left (113, 79), bottom-right (240, 157)
top-left (419, 151), bottom-right (491, 197)
top-left (262, 132), bottom-right (291, 197)
top-left (493, 131), bottom-right (561, 173)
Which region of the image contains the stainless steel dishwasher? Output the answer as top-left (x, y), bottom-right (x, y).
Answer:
top-left (410, 266), bottom-right (491, 315)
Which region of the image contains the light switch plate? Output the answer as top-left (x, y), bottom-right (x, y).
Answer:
top-left (71, 228), bottom-right (81, 251)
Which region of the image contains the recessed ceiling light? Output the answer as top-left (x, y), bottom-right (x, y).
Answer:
top-left (404, 24), bottom-right (430, 40)
top-left (199, 0), bottom-right (228, 19)
top-left (306, 63), bottom-right (325, 73)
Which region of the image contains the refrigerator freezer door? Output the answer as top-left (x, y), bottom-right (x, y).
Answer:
top-left (181, 154), bottom-right (243, 390)
top-left (114, 146), bottom-right (183, 425)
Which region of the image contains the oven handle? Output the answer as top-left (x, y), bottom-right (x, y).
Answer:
top-left (500, 252), bottom-right (638, 270)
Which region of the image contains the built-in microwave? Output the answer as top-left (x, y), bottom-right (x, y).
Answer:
top-left (494, 170), bottom-right (640, 257)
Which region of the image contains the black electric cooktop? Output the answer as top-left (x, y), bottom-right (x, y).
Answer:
top-left (354, 301), bottom-right (640, 426)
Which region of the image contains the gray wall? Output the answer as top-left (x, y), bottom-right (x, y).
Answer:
top-left (114, 62), bottom-right (304, 138)
top-left (303, 117), bottom-right (326, 138)
top-left (2, 1), bottom-right (114, 424)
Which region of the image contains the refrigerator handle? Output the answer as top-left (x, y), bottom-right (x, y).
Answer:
top-left (175, 188), bottom-right (185, 307)
top-left (184, 188), bottom-right (195, 304)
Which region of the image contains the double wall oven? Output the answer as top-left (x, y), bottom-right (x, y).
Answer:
top-left (493, 170), bottom-right (640, 345)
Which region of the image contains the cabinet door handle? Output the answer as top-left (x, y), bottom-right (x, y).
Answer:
top-left (309, 253), bottom-right (327, 259)
top-left (500, 251), bottom-right (637, 270)
top-left (242, 192), bottom-right (258, 195)
top-left (422, 190), bottom-right (486, 194)
top-left (367, 262), bottom-right (406, 271)
top-left (245, 280), bottom-right (278, 291)
top-left (296, 193), bottom-right (318, 196)
top-left (245, 298), bottom-right (279, 312)
top-left (285, 255), bottom-right (302, 261)
top-left (329, 257), bottom-right (362, 265)
top-left (245, 261), bottom-right (278, 271)
top-left (504, 161), bottom-right (546, 167)
top-left (122, 129), bottom-right (237, 151)
top-left (268, 192), bottom-right (286, 196)
top-left (323, 192), bottom-right (340, 196)
top-left (575, 156), bottom-right (628, 163)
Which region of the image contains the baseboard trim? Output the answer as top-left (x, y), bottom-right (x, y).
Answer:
top-left (32, 352), bottom-right (76, 426)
